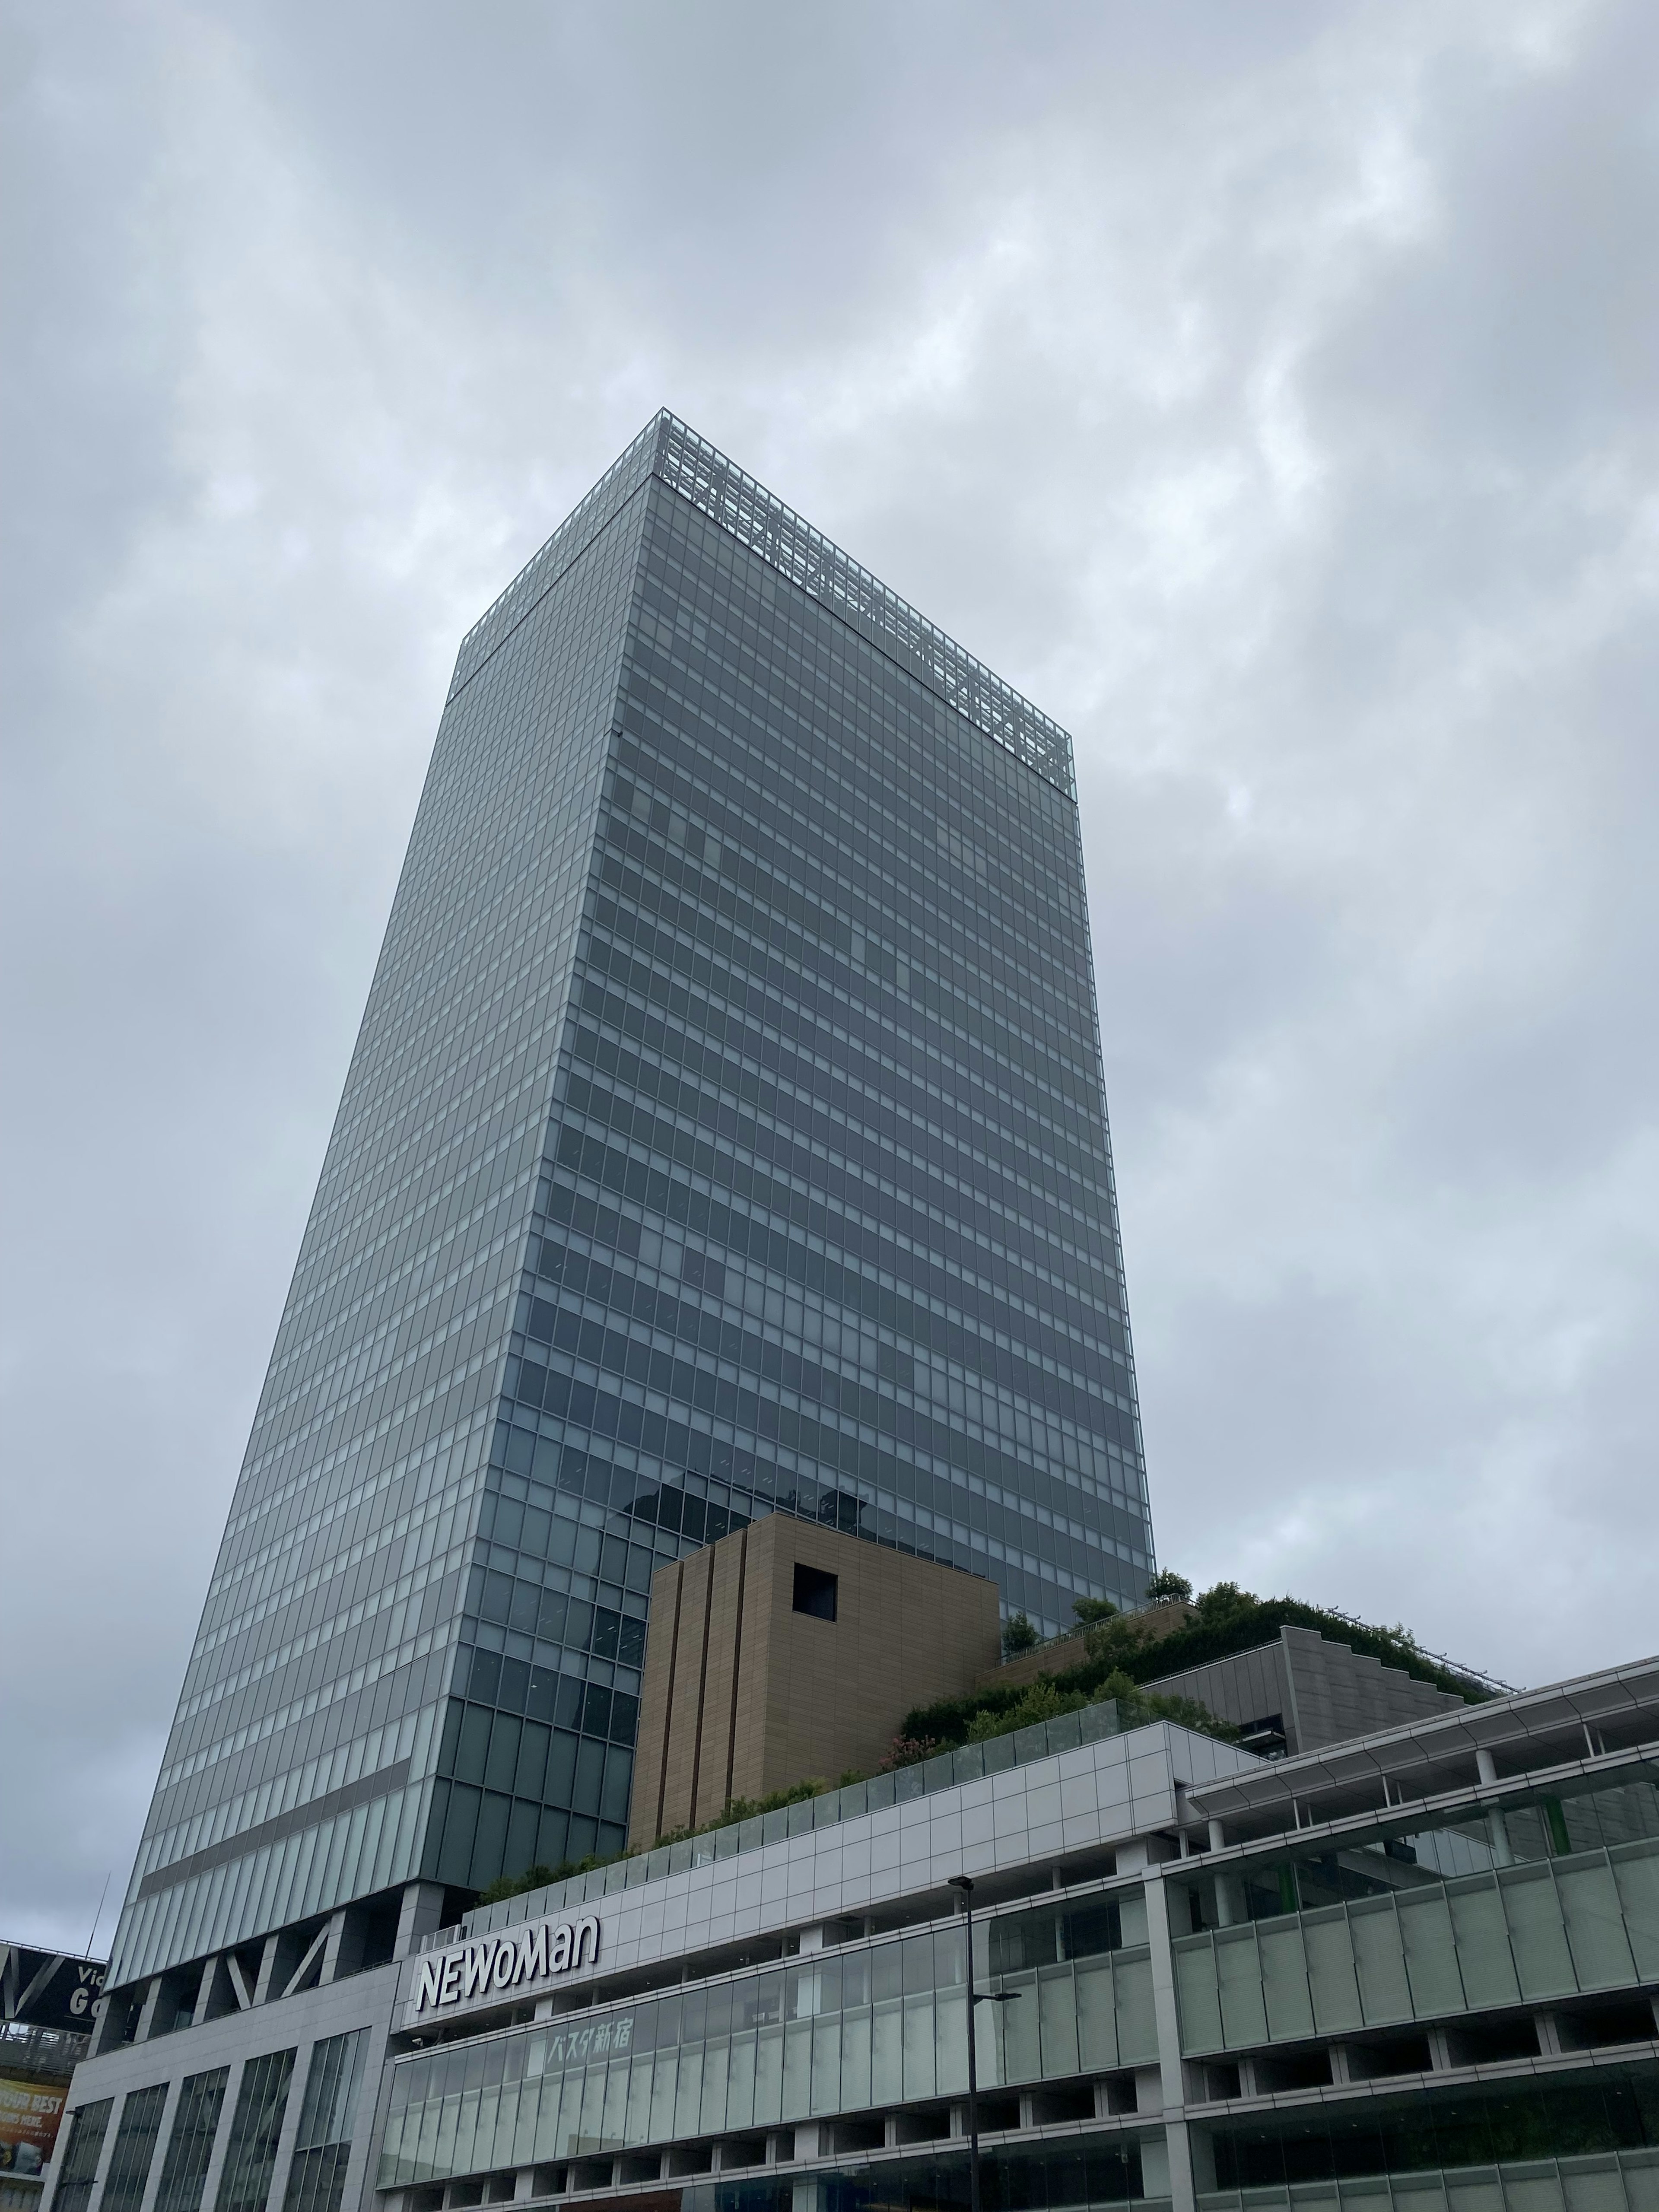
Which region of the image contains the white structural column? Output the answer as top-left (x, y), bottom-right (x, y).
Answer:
top-left (1141, 1868), bottom-right (1196, 2212)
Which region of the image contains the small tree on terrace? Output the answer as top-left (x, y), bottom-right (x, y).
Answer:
top-left (1071, 1596), bottom-right (1119, 1626)
top-left (1144, 1570), bottom-right (1194, 1603)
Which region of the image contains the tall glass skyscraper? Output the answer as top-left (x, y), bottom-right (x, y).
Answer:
top-left (108, 414), bottom-right (1154, 2004)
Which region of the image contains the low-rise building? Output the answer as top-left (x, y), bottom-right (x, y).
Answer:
top-left (49, 1649), bottom-right (1659, 2212)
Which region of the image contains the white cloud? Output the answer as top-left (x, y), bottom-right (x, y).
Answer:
top-left (3, 0), bottom-right (1656, 1948)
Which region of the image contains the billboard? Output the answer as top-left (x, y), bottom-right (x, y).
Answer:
top-left (0, 1947), bottom-right (106, 2035)
top-left (0, 2077), bottom-right (68, 2175)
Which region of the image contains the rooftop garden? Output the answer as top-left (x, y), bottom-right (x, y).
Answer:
top-left (473, 1573), bottom-right (1499, 1907)
top-left (909, 1571), bottom-right (1496, 1758)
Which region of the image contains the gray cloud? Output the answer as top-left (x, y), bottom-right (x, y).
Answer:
top-left (3, 0), bottom-right (1656, 1951)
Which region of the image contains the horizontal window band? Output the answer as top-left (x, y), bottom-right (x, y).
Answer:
top-left (136, 1759), bottom-right (413, 1900)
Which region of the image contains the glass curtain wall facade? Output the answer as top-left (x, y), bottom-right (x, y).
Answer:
top-left (378, 1897), bottom-right (1158, 2186)
top-left (153, 2072), bottom-right (231, 2212)
top-left (98, 2086), bottom-right (168, 2212)
top-left (110, 413), bottom-right (1153, 1996)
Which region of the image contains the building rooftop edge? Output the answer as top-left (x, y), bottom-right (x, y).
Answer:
top-left (429, 1713), bottom-right (1249, 1957)
top-left (453, 408), bottom-right (1078, 798)
top-left (1185, 1648), bottom-right (1659, 1819)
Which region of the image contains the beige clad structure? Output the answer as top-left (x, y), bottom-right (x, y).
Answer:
top-left (626, 1516), bottom-right (1002, 1852)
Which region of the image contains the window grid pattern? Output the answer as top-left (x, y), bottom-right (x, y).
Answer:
top-left (651, 415), bottom-right (1076, 796)
top-left (280, 2031), bottom-right (367, 2212)
top-left (153, 2069), bottom-right (230, 2212)
top-left (98, 2085), bottom-right (167, 2212)
top-left (449, 413), bottom-right (1075, 797)
top-left (439, 467), bottom-right (1151, 1886)
top-left (1174, 1836), bottom-right (1659, 2057)
top-left (53, 2099), bottom-right (112, 2212)
top-left (213, 2052), bottom-right (295, 2212)
top-left (110, 438), bottom-right (652, 1988)
top-left (379, 1899), bottom-right (1154, 2186)
top-left (109, 410), bottom-right (1154, 1932)
top-left (1208, 2067), bottom-right (1659, 2194)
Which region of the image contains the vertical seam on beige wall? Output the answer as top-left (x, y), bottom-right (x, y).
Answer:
top-left (652, 1561), bottom-right (685, 1846)
top-left (686, 1550), bottom-right (717, 1825)
top-left (722, 1526), bottom-right (750, 1809)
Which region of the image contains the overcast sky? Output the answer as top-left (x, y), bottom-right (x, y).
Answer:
top-left (4, 0), bottom-right (1657, 1957)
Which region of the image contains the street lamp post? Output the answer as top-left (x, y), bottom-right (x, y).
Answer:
top-left (948, 1874), bottom-right (1017, 2212)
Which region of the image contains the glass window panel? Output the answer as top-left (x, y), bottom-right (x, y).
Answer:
top-left (671, 2047), bottom-right (704, 2141)
top-left (623, 2056), bottom-right (654, 2148)
top-left (429, 2092), bottom-right (459, 2179)
top-left (279, 2146), bottom-right (350, 2212)
top-left (1259, 1919), bottom-right (1316, 2042)
top-left (1446, 1878), bottom-right (1522, 2011)
top-left (1215, 1926), bottom-right (1271, 2047)
top-left (492, 2082), bottom-right (523, 2171)
top-left (722, 2036), bottom-right (756, 2135)
top-left (871, 1945), bottom-right (904, 2004)
top-left (1612, 1844), bottom-right (1659, 1979)
top-left (1036, 1964), bottom-right (1081, 2079)
top-left (903, 1935), bottom-right (936, 1995)
top-left (600, 2058), bottom-right (629, 2148)
top-left (1074, 1956), bottom-right (1121, 2071)
top-left (934, 1984), bottom-right (969, 2099)
top-left (752, 2031), bottom-right (784, 2130)
top-left (1502, 1866), bottom-right (1580, 2000)
top-left (1303, 1911), bottom-right (1364, 2035)
top-left (901, 1992), bottom-right (937, 2101)
top-left (1398, 1890), bottom-right (1467, 2017)
top-left (155, 2070), bottom-right (229, 2212)
top-left (1557, 1858), bottom-right (1639, 1988)
top-left (213, 2052), bottom-right (295, 2212)
top-left (995, 1964), bottom-right (1040, 2087)
top-left (569, 2065), bottom-right (601, 2155)
top-left (873, 1998), bottom-right (908, 2108)
top-left (531, 2072), bottom-right (567, 2165)
top-left (522, 2073), bottom-right (556, 2168)
top-left (1173, 1938), bottom-right (1224, 2055)
top-left (647, 2051), bottom-right (678, 2147)
top-left (103, 2085), bottom-right (168, 2212)
top-left (808, 2018), bottom-right (841, 2117)
top-left (838, 2009), bottom-right (873, 2113)
top-left (410, 2098), bottom-right (441, 2185)
top-left (1112, 1954), bottom-right (1159, 2065)
top-left (1348, 1901), bottom-right (1414, 2025)
top-left (450, 2088), bottom-right (481, 2180)
top-left (52, 2099), bottom-right (111, 2212)
top-left (780, 2021), bottom-right (812, 2122)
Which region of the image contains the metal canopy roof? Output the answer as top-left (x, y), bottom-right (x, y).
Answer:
top-left (1182, 1650), bottom-right (1659, 1842)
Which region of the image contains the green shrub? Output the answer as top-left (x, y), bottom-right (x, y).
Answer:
top-left (900, 1581), bottom-right (1488, 1755)
top-left (1071, 1596), bottom-right (1120, 1625)
top-left (1144, 1570), bottom-right (1194, 1602)
top-left (476, 1854), bottom-right (609, 1905)
top-left (965, 1680), bottom-right (1091, 1741)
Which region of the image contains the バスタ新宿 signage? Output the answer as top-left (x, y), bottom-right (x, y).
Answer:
top-left (409, 1915), bottom-right (600, 2016)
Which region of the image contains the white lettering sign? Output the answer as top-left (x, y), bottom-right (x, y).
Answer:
top-left (543, 2013), bottom-right (633, 2066)
top-left (411, 1915), bottom-right (601, 2015)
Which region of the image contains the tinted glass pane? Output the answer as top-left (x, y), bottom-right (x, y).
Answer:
top-left (52, 2099), bottom-right (111, 2212)
top-left (102, 2085), bottom-right (167, 2212)
top-left (213, 2053), bottom-right (294, 2212)
top-left (154, 2070), bottom-right (229, 2212)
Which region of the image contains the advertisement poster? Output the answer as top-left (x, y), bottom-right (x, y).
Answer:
top-left (0, 2077), bottom-right (68, 2175)
top-left (0, 1948), bottom-right (106, 2034)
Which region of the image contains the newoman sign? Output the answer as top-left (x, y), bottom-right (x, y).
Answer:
top-left (411, 1916), bottom-right (600, 2015)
